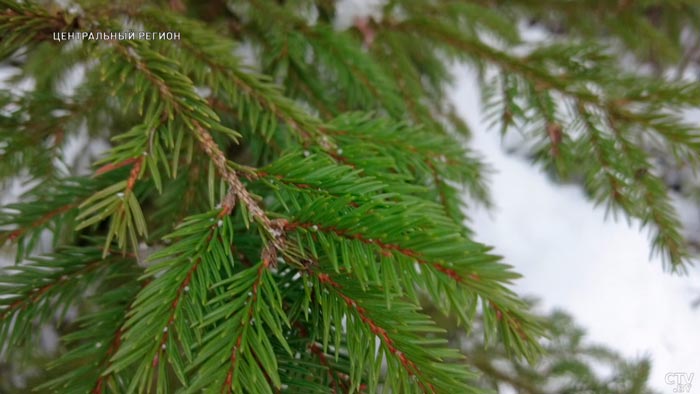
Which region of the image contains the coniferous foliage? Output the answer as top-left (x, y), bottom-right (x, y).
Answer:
top-left (0, 0), bottom-right (694, 393)
top-left (434, 302), bottom-right (658, 393)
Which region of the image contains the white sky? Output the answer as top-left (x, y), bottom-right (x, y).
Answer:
top-left (452, 65), bottom-right (700, 392)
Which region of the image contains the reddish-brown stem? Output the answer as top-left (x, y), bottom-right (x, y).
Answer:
top-left (489, 301), bottom-right (529, 341)
top-left (546, 122), bottom-right (563, 158)
top-left (125, 156), bottom-right (144, 192)
top-left (145, 20), bottom-right (316, 142)
top-left (94, 156), bottom-right (141, 176)
top-left (152, 194), bottom-right (236, 368)
top-left (2, 203), bottom-right (76, 243)
top-left (315, 273), bottom-right (435, 393)
top-left (91, 329), bottom-right (123, 394)
top-left (221, 253), bottom-right (272, 392)
top-left (292, 321), bottom-right (358, 393)
top-left (309, 343), bottom-right (353, 393)
top-left (287, 221), bottom-right (529, 342)
top-left (284, 221), bottom-right (477, 284)
top-left (113, 39), bottom-right (278, 245)
top-left (0, 259), bottom-right (103, 321)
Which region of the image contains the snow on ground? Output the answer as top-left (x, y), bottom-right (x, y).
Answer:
top-left (452, 65), bottom-right (700, 392)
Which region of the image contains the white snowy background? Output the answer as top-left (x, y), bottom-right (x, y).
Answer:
top-left (2, 0), bottom-right (700, 392)
top-left (451, 65), bottom-right (700, 392)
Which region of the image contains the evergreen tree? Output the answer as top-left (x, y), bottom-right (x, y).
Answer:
top-left (0, 0), bottom-right (694, 392)
top-left (437, 301), bottom-right (657, 393)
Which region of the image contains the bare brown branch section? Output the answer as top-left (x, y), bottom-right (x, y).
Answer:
top-left (191, 123), bottom-right (269, 229)
top-left (110, 40), bottom-right (280, 243)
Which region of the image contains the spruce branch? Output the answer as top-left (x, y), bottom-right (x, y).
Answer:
top-left (390, 16), bottom-right (695, 268)
top-left (0, 172), bottom-right (129, 261)
top-left (308, 342), bottom-right (354, 393)
top-left (324, 114), bottom-right (492, 210)
top-left (103, 32), bottom-right (286, 245)
top-left (75, 163), bottom-right (148, 257)
top-left (192, 121), bottom-right (275, 237)
top-left (105, 199), bottom-right (237, 393)
top-left (69, 36), bottom-right (240, 256)
top-left (279, 318), bottom-right (360, 394)
top-left (245, 0), bottom-right (405, 118)
top-left (0, 1), bottom-right (73, 58)
top-left (91, 327), bottom-right (124, 394)
top-left (219, 254), bottom-right (275, 392)
top-left (306, 271), bottom-right (480, 394)
top-left (0, 93), bottom-right (81, 182)
top-left (576, 102), bottom-right (688, 270)
top-left (1, 203), bottom-right (75, 245)
top-left (140, 8), bottom-right (326, 145)
top-left (187, 256), bottom-right (290, 393)
top-left (254, 149), bottom-right (536, 356)
top-left (0, 247), bottom-right (135, 353)
top-left (141, 7), bottom-right (488, 224)
top-left (316, 273), bottom-right (436, 393)
top-left (277, 189), bottom-right (542, 360)
top-left (36, 278), bottom-right (141, 394)
top-left (0, 2), bottom-right (678, 393)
